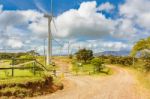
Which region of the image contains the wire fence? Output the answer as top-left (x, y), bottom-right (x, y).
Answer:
top-left (0, 58), bottom-right (49, 78)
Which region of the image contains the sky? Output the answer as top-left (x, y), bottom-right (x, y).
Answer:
top-left (0, 0), bottom-right (150, 55)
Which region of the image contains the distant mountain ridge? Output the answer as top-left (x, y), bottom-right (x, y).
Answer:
top-left (94, 50), bottom-right (130, 56)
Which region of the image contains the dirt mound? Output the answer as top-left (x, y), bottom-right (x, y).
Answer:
top-left (0, 76), bottom-right (63, 98)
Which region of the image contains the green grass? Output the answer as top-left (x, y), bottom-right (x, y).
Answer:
top-left (125, 67), bottom-right (150, 90)
top-left (72, 63), bottom-right (113, 76)
top-left (0, 57), bottom-right (61, 97)
top-left (1, 69), bottom-right (33, 76)
top-left (0, 76), bottom-right (45, 85)
top-left (0, 75), bottom-right (53, 98)
top-left (0, 58), bottom-right (50, 85)
top-left (112, 63), bottom-right (150, 91)
top-left (0, 86), bottom-right (29, 93)
top-left (0, 60), bottom-right (11, 68)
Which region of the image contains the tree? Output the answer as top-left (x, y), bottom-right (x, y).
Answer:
top-left (144, 59), bottom-right (150, 72)
top-left (26, 50), bottom-right (40, 56)
top-left (131, 37), bottom-right (150, 56)
top-left (131, 37), bottom-right (150, 72)
top-left (91, 58), bottom-right (104, 72)
top-left (75, 48), bottom-right (93, 63)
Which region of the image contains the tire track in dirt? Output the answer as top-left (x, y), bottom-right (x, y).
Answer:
top-left (33, 60), bottom-right (149, 99)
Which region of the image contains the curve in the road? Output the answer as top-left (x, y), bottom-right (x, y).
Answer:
top-left (33, 61), bottom-right (149, 99)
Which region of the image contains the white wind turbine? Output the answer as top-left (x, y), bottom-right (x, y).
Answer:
top-left (44, 0), bottom-right (58, 65)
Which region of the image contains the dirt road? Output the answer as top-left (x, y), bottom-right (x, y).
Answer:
top-left (34, 59), bottom-right (149, 99)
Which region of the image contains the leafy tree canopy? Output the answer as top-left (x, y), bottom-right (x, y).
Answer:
top-left (75, 48), bottom-right (93, 63)
top-left (131, 37), bottom-right (150, 56)
top-left (91, 58), bottom-right (104, 72)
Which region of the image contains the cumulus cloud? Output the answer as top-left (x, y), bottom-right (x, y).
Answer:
top-left (62, 39), bottom-right (130, 54)
top-left (119, 0), bottom-right (150, 31)
top-left (108, 0), bottom-right (150, 42)
top-left (0, 10), bottom-right (44, 49)
top-left (113, 19), bottom-right (137, 39)
top-left (0, 0), bottom-right (150, 54)
top-left (54, 1), bottom-right (115, 39)
top-left (0, 10), bottom-right (42, 29)
top-left (26, 1), bottom-right (116, 39)
top-left (7, 39), bottom-right (24, 48)
top-left (102, 41), bottom-right (128, 51)
top-left (97, 2), bottom-right (115, 12)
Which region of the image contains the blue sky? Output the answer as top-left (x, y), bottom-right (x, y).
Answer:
top-left (0, 0), bottom-right (150, 54)
top-left (0, 0), bottom-right (124, 16)
top-left (0, 0), bottom-right (123, 9)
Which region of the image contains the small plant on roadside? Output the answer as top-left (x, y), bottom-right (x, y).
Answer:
top-left (143, 59), bottom-right (150, 72)
top-left (91, 58), bottom-right (104, 73)
top-left (69, 54), bottom-right (73, 59)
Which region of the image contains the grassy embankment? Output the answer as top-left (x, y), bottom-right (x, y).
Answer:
top-left (112, 59), bottom-right (150, 91)
top-left (71, 61), bottom-right (113, 76)
top-left (49, 56), bottom-right (114, 76)
top-left (0, 56), bottom-right (63, 98)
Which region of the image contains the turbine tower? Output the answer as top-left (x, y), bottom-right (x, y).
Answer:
top-left (44, 0), bottom-right (53, 65)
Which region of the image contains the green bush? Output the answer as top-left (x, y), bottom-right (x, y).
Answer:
top-left (108, 56), bottom-right (137, 66)
top-left (75, 48), bottom-right (93, 63)
top-left (91, 58), bottom-right (104, 72)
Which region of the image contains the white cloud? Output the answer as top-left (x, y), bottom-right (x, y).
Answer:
top-left (54, 1), bottom-right (115, 39)
top-left (1, 0), bottom-right (150, 54)
top-left (0, 10), bottom-right (43, 30)
top-left (7, 39), bottom-right (24, 48)
top-left (102, 42), bottom-right (128, 51)
top-left (113, 18), bottom-right (137, 39)
top-left (27, 1), bottom-right (115, 40)
top-left (119, 0), bottom-right (150, 31)
top-left (64, 40), bottom-right (130, 54)
top-left (97, 2), bottom-right (115, 12)
top-left (0, 10), bottom-right (44, 49)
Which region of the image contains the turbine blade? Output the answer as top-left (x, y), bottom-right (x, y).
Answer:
top-left (52, 18), bottom-right (58, 32)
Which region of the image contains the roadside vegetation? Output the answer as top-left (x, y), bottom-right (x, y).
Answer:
top-left (0, 50), bottom-right (63, 98)
top-left (1, 36), bottom-right (150, 98)
top-left (72, 48), bottom-right (113, 75)
top-left (95, 36), bottom-right (150, 91)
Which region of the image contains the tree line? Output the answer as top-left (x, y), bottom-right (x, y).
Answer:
top-left (0, 50), bottom-right (40, 60)
top-left (75, 36), bottom-right (150, 73)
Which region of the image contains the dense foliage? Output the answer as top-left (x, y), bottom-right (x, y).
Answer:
top-left (0, 50), bottom-right (39, 60)
top-left (144, 59), bottom-right (150, 72)
top-left (131, 37), bottom-right (150, 56)
top-left (109, 56), bottom-right (137, 66)
top-left (75, 48), bottom-right (93, 63)
top-left (0, 53), bottom-right (25, 59)
top-left (131, 36), bottom-right (150, 72)
top-left (91, 58), bottom-right (104, 72)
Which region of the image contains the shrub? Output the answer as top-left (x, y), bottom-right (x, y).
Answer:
top-left (75, 48), bottom-right (93, 63)
top-left (108, 56), bottom-right (137, 66)
top-left (91, 58), bottom-right (104, 72)
top-left (143, 59), bottom-right (150, 72)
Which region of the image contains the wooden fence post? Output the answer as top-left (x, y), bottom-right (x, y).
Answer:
top-left (12, 58), bottom-right (14, 77)
top-left (52, 62), bottom-right (56, 76)
top-left (33, 61), bottom-right (36, 76)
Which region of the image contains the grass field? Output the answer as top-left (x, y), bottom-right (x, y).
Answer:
top-left (0, 56), bottom-right (60, 98)
top-left (72, 62), bottom-right (113, 76)
top-left (126, 66), bottom-right (150, 90)
top-left (0, 59), bottom-right (45, 79)
top-left (113, 63), bottom-right (150, 91)
top-left (0, 76), bottom-right (45, 85)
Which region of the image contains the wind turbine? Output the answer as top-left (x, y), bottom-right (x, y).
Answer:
top-left (44, 0), bottom-right (61, 65)
top-left (44, 0), bottom-right (54, 65)
top-left (0, 6), bottom-right (3, 14)
top-left (44, 14), bottom-right (52, 65)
